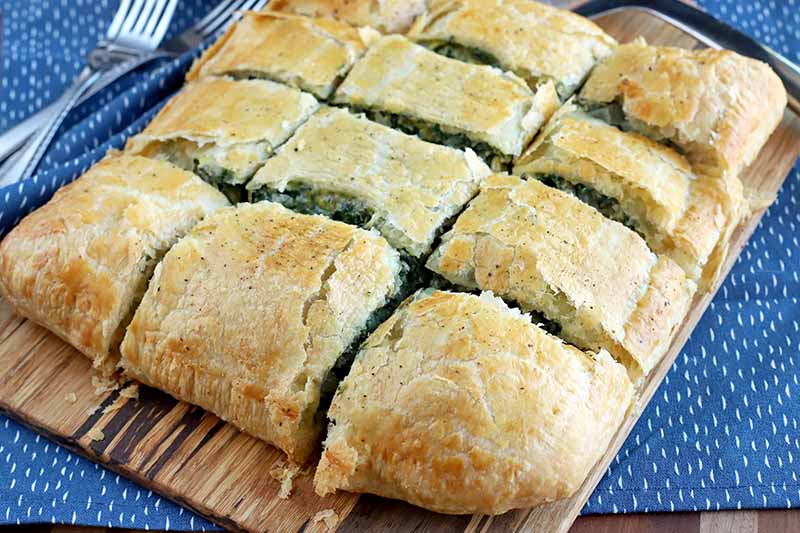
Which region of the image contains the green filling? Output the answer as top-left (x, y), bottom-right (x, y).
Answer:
top-left (195, 164), bottom-right (245, 203)
top-left (250, 185), bottom-right (374, 227)
top-left (430, 42), bottom-right (502, 69)
top-left (533, 173), bottom-right (643, 237)
top-left (429, 274), bottom-right (564, 337)
top-left (527, 309), bottom-right (563, 337)
top-left (579, 101), bottom-right (684, 154)
top-left (359, 108), bottom-right (512, 172)
top-left (315, 259), bottom-right (426, 417)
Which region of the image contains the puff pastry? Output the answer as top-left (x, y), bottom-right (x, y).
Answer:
top-left (426, 174), bottom-right (695, 379)
top-left (119, 201), bottom-right (404, 463)
top-left (187, 11), bottom-right (373, 99)
top-left (315, 289), bottom-right (634, 514)
top-left (333, 35), bottom-right (557, 170)
top-left (266, 0), bottom-right (426, 33)
top-left (126, 77), bottom-right (318, 187)
top-left (0, 155), bottom-right (229, 375)
top-left (407, 0), bottom-right (616, 98)
top-left (247, 107), bottom-right (491, 258)
top-left (514, 101), bottom-right (744, 283)
top-left (579, 39), bottom-right (787, 178)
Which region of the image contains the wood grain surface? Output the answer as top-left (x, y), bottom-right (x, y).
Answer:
top-left (1, 8), bottom-right (799, 533)
top-left (4, 509), bottom-right (800, 532)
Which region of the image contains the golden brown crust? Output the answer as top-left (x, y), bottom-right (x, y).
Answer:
top-left (266, 0), bottom-right (427, 33)
top-left (119, 202), bottom-right (403, 463)
top-left (333, 35), bottom-right (544, 158)
top-left (426, 174), bottom-right (695, 379)
top-left (514, 101), bottom-right (743, 281)
top-left (579, 40), bottom-right (787, 178)
top-left (247, 107), bottom-right (490, 257)
top-left (314, 290), bottom-right (634, 514)
top-left (407, 0), bottom-right (616, 97)
top-left (0, 155), bottom-right (229, 374)
top-left (187, 11), bottom-right (370, 99)
top-left (126, 77), bottom-right (318, 184)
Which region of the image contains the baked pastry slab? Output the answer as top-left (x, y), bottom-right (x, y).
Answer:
top-left (332, 35), bottom-right (556, 170)
top-left (579, 39), bottom-right (787, 179)
top-left (119, 201), bottom-right (404, 463)
top-left (0, 155), bottom-right (229, 375)
top-left (266, 0), bottom-right (427, 33)
top-left (187, 11), bottom-right (374, 99)
top-left (407, 0), bottom-right (616, 98)
top-left (514, 101), bottom-right (743, 282)
top-left (315, 289), bottom-right (634, 514)
top-left (126, 77), bottom-right (319, 189)
top-left (426, 174), bottom-right (695, 380)
top-left (247, 107), bottom-right (491, 258)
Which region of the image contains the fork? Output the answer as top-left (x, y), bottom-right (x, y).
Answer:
top-left (0, 0), bottom-right (179, 186)
top-left (0, 0), bottom-right (267, 174)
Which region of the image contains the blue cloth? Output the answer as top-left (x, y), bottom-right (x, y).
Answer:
top-left (0, 0), bottom-right (798, 528)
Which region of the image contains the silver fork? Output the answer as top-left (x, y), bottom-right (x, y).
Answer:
top-left (0, 0), bottom-right (267, 173)
top-left (0, 0), bottom-right (178, 186)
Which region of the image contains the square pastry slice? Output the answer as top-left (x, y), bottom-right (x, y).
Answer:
top-left (126, 77), bottom-right (319, 189)
top-left (579, 39), bottom-right (787, 178)
top-left (0, 155), bottom-right (229, 375)
top-left (266, 0), bottom-right (427, 33)
top-left (315, 290), bottom-right (634, 514)
top-left (426, 174), bottom-right (695, 380)
top-left (187, 11), bottom-right (375, 99)
top-left (514, 101), bottom-right (744, 284)
top-left (119, 202), bottom-right (405, 463)
top-left (247, 107), bottom-right (491, 258)
top-left (407, 0), bottom-right (615, 98)
top-left (333, 35), bottom-right (557, 170)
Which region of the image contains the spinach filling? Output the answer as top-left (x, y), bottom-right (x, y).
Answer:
top-left (533, 173), bottom-right (645, 238)
top-left (250, 185), bottom-right (374, 227)
top-left (429, 42), bottom-right (502, 69)
top-left (429, 272), bottom-right (564, 336)
top-left (315, 258), bottom-right (426, 417)
top-left (579, 100), bottom-right (684, 154)
top-left (194, 163), bottom-right (245, 203)
top-left (357, 108), bottom-right (512, 171)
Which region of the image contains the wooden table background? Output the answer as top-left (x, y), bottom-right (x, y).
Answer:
top-left (2, 510), bottom-right (798, 532)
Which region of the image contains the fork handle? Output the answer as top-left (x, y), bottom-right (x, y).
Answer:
top-left (0, 67), bottom-right (104, 187)
top-left (0, 52), bottom-right (169, 167)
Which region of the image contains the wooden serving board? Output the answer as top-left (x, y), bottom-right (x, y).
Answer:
top-left (1, 9), bottom-right (799, 533)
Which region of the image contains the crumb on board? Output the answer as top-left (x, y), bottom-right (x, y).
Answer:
top-left (270, 461), bottom-right (302, 499)
top-left (102, 398), bottom-right (123, 415)
top-left (91, 374), bottom-right (119, 396)
top-left (64, 392), bottom-right (78, 404)
top-left (87, 428), bottom-right (105, 442)
top-left (102, 383), bottom-right (140, 414)
top-left (312, 509), bottom-right (339, 531)
top-left (119, 383), bottom-right (139, 399)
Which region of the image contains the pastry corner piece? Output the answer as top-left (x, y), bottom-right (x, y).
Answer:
top-left (0, 154), bottom-right (229, 375)
top-left (126, 77), bottom-right (318, 191)
top-left (314, 290), bottom-right (634, 514)
top-left (407, 0), bottom-right (615, 98)
top-left (579, 39), bottom-right (787, 179)
top-left (426, 174), bottom-right (695, 380)
top-left (186, 11), bottom-right (373, 99)
top-left (119, 202), bottom-right (404, 463)
top-left (514, 100), bottom-right (744, 284)
top-left (266, 0), bottom-right (426, 33)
